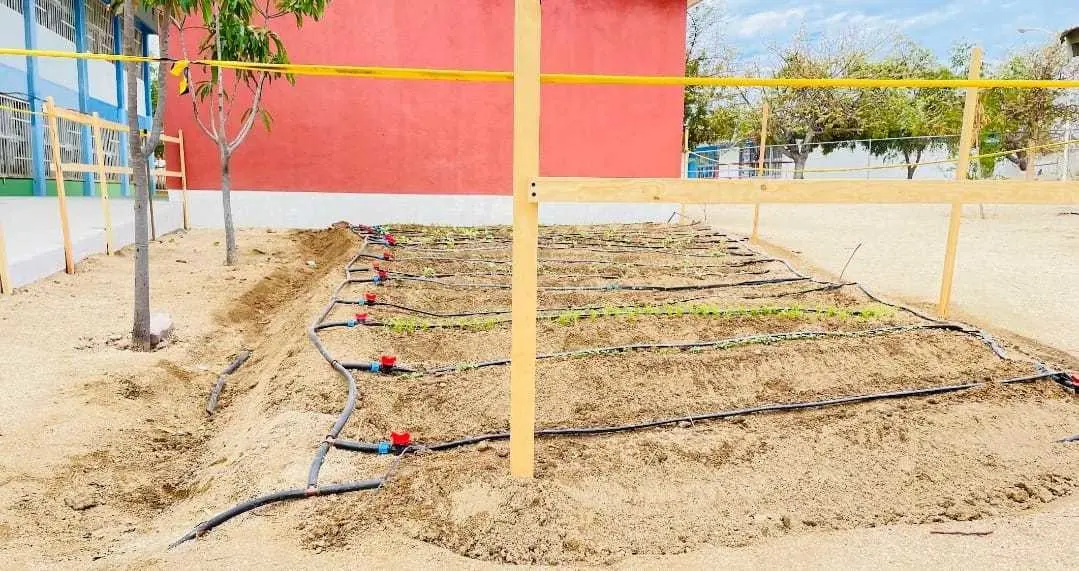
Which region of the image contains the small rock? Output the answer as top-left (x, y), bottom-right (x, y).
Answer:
top-left (149, 312), bottom-right (174, 347)
top-left (780, 515), bottom-right (792, 530)
top-left (927, 398), bottom-right (939, 405)
top-left (495, 447), bottom-right (509, 458)
top-left (476, 441), bottom-right (491, 452)
top-left (252, 248), bottom-right (267, 255)
top-left (437, 382), bottom-right (447, 389)
top-left (175, 259), bottom-right (188, 264)
top-left (306, 260), bottom-right (318, 268)
top-left (266, 228), bottom-right (276, 233)
top-left (65, 493), bottom-right (98, 511)
top-left (677, 420), bottom-right (692, 428)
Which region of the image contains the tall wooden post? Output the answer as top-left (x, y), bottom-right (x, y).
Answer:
top-left (44, 97), bottom-right (75, 274)
top-left (751, 101), bottom-right (771, 243)
top-left (179, 129), bottom-right (190, 230)
top-left (679, 127), bottom-right (689, 222)
top-left (510, 0), bottom-right (541, 479)
top-left (91, 113), bottom-right (114, 254)
top-left (937, 46), bottom-right (982, 319)
top-left (0, 223), bottom-right (11, 294)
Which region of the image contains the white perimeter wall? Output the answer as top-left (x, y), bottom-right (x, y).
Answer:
top-left (36, 27), bottom-right (77, 90)
top-left (0, 4), bottom-right (26, 72)
top-left (173, 190), bottom-right (682, 229)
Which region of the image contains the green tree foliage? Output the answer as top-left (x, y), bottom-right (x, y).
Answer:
top-left (979, 42), bottom-right (1079, 175)
top-left (176, 0), bottom-right (330, 265)
top-left (858, 41), bottom-right (963, 179)
top-left (763, 36), bottom-right (876, 179)
top-left (683, 3), bottom-right (749, 150)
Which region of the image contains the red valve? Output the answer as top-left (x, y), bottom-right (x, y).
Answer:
top-left (354, 312), bottom-right (368, 322)
top-left (380, 354), bottom-right (397, 368)
top-left (364, 292), bottom-right (377, 304)
top-left (390, 431), bottom-right (411, 447)
top-left (1070, 373), bottom-right (1079, 385)
top-left (377, 269), bottom-right (389, 280)
top-left (372, 261), bottom-right (381, 270)
top-left (383, 250), bottom-right (394, 261)
top-left (385, 234), bottom-right (397, 246)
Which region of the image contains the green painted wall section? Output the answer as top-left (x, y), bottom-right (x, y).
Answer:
top-left (0, 179), bottom-right (125, 198)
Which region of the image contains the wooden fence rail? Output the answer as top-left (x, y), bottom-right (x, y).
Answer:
top-left (42, 97), bottom-right (188, 269)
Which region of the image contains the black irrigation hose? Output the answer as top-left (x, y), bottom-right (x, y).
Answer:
top-left (169, 479), bottom-right (383, 548)
top-left (332, 371), bottom-right (1069, 455)
top-left (395, 275), bottom-right (811, 292)
top-left (1058, 434), bottom-right (1079, 443)
top-left (173, 234), bottom-right (383, 549)
top-left (206, 350), bottom-right (252, 415)
top-left (388, 255), bottom-right (779, 268)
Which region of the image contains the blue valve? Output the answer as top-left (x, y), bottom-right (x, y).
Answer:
top-left (369, 362), bottom-right (381, 373)
top-left (372, 274), bottom-right (382, 285)
top-left (346, 318), bottom-right (358, 328)
top-left (377, 441), bottom-right (391, 454)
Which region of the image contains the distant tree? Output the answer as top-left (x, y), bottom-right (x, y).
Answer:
top-left (763, 34), bottom-right (879, 178)
top-left (980, 42), bottom-right (1079, 175)
top-left (176, 0), bottom-right (330, 265)
top-left (859, 40), bottom-right (963, 179)
top-left (684, 3), bottom-right (727, 149)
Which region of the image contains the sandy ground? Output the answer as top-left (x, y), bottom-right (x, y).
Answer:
top-left (0, 222), bottom-right (1077, 569)
top-left (688, 204), bottom-right (1079, 359)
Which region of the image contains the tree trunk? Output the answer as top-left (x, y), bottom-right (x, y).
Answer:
top-left (906, 149), bottom-right (922, 180)
top-left (792, 153), bottom-right (808, 179)
top-left (124, 1), bottom-right (151, 351)
top-left (220, 150), bottom-right (237, 265)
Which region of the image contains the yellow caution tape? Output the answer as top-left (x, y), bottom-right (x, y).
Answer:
top-left (3, 47), bottom-right (1079, 89)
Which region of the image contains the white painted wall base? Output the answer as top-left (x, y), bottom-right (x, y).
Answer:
top-left (0, 197), bottom-right (183, 288)
top-left (172, 190), bottom-right (682, 228)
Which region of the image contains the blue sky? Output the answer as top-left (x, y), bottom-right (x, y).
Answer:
top-left (700, 0), bottom-right (1077, 67)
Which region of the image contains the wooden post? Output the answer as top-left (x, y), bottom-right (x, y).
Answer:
top-left (91, 113), bottom-right (113, 254)
top-left (509, 0), bottom-right (541, 479)
top-left (937, 46), bottom-right (982, 319)
top-left (751, 101), bottom-right (771, 243)
top-left (679, 127), bottom-right (689, 222)
top-left (0, 222), bottom-right (11, 294)
top-left (44, 97), bottom-right (75, 274)
top-left (1026, 144), bottom-right (1036, 181)
top-left (178, 129), bottom-right (190, 230)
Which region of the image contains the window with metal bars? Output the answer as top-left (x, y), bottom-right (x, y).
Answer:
top-left (43, 115), bottom-right (82, 176)
top-left (0, 95), bottom-right (33, 178)
top-left (98, 128), bottom-right (122, 182)
top-left (2, 0), bottom-right (24, 14)
top-left (86, 0), bottom-right (115, 54)
top-left (35, 0), bottom-right (76, 43)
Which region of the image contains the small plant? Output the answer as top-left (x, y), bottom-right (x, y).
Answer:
top-left (422, 267), bottom-right (437, 277)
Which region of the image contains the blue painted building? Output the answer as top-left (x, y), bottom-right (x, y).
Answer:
top-left (0, 0), bottom-right (154, 197)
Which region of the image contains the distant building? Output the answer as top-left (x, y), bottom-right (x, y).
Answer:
top-left (0, 0), bottom-right (155, 197)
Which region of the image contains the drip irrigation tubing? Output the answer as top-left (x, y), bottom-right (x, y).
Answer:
top-left (173, 222), bottom-right (1076, 548)
top-left (384, 255), bottom-right (780, 269)
top-left (331, 371), bottom-right (1072, 455)
top-left (315, 297), bottom-right (889, 325)
top-left (206, 350), bottom-right (252, 415)
top-left (389, 275), bottom-right (813, 292)
top-left (336, 324), bottom-right (957, 375)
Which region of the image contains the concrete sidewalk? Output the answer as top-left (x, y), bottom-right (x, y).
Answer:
top-left (0, 196), bottom-right (183, 288)
top-left (689, 203), bottom-right (1079, 359)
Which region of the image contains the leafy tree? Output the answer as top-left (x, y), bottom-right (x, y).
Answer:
top-left (683, 3), bottom-right (750, 149)
top-left (763, 35), bottom-right (877, 178)
top-left (176, 0), bottom-right (330, 265)
top-left (118, 0), bottom-right (180, 350)
top-left (858, 41), bottom-right (962, 179)
top-left (979, 42), bottom-right (1079, 175)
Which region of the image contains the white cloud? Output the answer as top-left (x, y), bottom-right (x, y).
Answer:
top-left (735, 8), bottom-right (808, 37)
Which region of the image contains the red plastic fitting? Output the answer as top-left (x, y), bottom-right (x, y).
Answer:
top-left (390, 431), bottom-right (411, 447)
top-left (377, 269), bottom-right (389, 281)
top-left (383, 250), bottom-right (394, 261)
top-left (385, 234), bottom-right (397, 246)
top-left (364, 292), bottom-right (377, 304)
top-left (354, 312), bottom-right (368, 323)
top-left (372, 261), bottom-right (381, 270)
top-left (380, 354), bottom-right (397, 369)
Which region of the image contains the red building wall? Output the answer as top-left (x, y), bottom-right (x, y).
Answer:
top-left (166, 1), bottom-right (686, 195)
